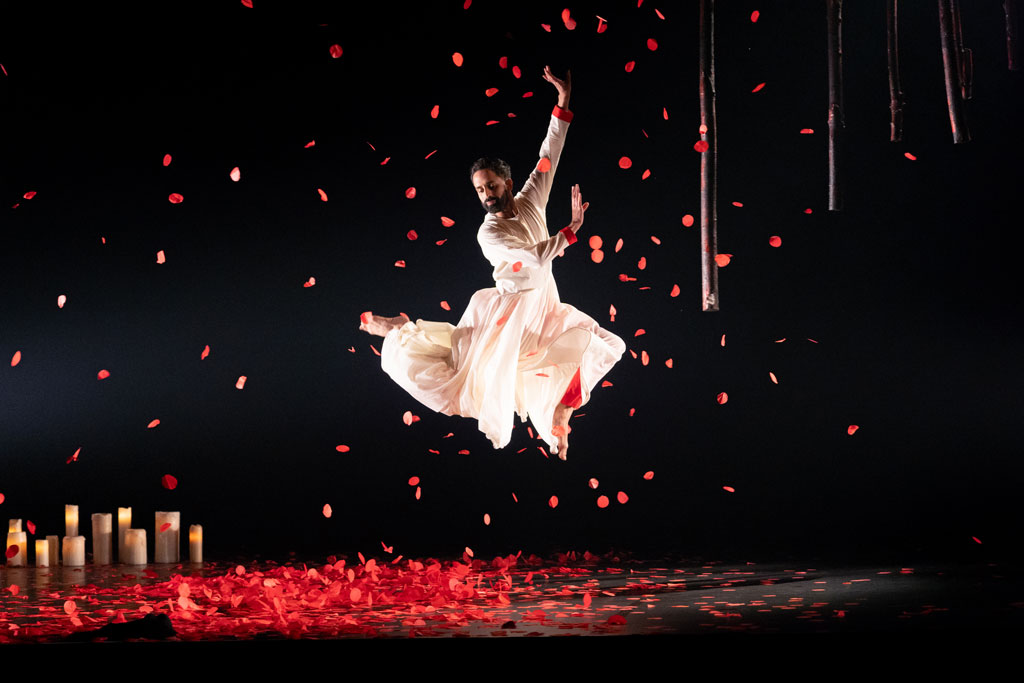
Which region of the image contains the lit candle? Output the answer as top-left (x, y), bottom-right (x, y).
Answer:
top-left (6, 531), bottom-right (27, 566)
top-left (8, 519), bottom-right (22, 533)
top-left (154, 511), bottom-right (180, 563)
top-left (62, 536), bottom-right (85, 566)
top-left (118, 507), bottom-right (131, 563)
top-left (91, 513), bottom-right (113, 565)
top-left (65, 504), bottom-right (79, 538)
top-left (189, 524), bottom-right (203, 564)
top-left (123, 528), bottom-right (147, 565)
top-left (47, 535), bottom-right (59, 565)
top-left (35, 539), bottom-right (50, 567)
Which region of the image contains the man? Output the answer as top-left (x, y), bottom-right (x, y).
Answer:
top-left (361, 66), bottom-right (625, 460)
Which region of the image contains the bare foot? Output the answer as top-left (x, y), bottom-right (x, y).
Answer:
top-left (552, 403), bottom-right (573, 461)
top-left (359, 312), bottom-right (410, 337)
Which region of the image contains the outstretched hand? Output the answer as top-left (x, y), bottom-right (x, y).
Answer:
top-left (543, 65), bottom-right (571, 109)
top-left (569, 184), bottom-right (589, 233)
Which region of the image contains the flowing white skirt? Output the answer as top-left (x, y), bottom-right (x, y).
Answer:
top-left (380, 284), bottom-right (625, 454)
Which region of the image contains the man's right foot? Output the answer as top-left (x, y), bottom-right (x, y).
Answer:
top-left (359, 312), bottom-right (410, 337)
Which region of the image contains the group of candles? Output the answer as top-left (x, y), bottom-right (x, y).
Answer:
top-left (4, 505), bottom-right (203, 567)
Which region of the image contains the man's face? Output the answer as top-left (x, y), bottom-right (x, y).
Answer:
top-left (472, 169), bottom-right (513, 214)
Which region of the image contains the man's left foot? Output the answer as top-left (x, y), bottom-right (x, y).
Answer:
top-left (552, 404), bottom-right (573, 461)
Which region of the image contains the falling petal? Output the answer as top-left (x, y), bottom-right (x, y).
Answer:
top-left (597, 495), bottom-right (609, 508)
top-left (723, 485), bottom-right (735, 493)
top-left (665, 358), bottom-right (673, 368)
top-left (323, 504), bottom-right (332, 518)
top-left (440, 216), bottom-right (455, 226)
top-left (847, 425), bottom-right (859, 435)
top-left (161, 474), bottom-right (178, 490)
top-left (682, 214), bottom-right (694, 227)
top-left (769, 235), bottom-right (782, 247)
top-left (403, 411), bottom-right (414, 426)
top-left (67, 447), bottom-right (81, 464)
top-left (162, 154), bottom-right (172, 167)
top-left (499, 56), bottom-right (507, 68)
top-left (615, 238), bottom-right (623, 252)
top-left (635, 329), bottom-right (645, 337)
top-left (201, 344), bottom-right (210, 359)
top-left (483, 513), bottom-right (491, 525)
top-left (380, 157), bottom-right (390, 165)
top-left (235, 375), bottom-right (246, 389)
top-left (694, 140), bottom-right (709, 153)
top-left (440, 301), bottom-right (450, 311)
top-left (751, 10), bottom-right (760, 22)
top-left (405, 187), bottom-right (416, 199)
top-left (512, 261), bottom-right (523, 272)
top-left (97, 369), bottom-right (110, 380)
top-left (647, 38), bottom-right (658, 50)
top-left (336, 445), bottom-right (350, 452)
top-left (5, 545), bottom-right (18, 559)
top-left (156, 250), bottom-right (166, 264)
top-left (641, 351), bottom-right (649, 366)
top-left (972, 536), bottom-right (982, 544)
top-left (588, 478), bottom-right (599, 489)
top-left (775, 338), bottom-right (786, 343)
top-left (591, 249), bottom-right (604, 263)
top-left (485, 87), bottom-right (499, 97)
top-left (147, 419), bottom-right (160, 428)
top-left (541, 23), bottom-right (551, 32)
top-left (629, 408), bottom-right (635, 416)
top-left (752, 82), bottom-right (766, 92)
top-left (769, 372), bottom-right (778, 384)
top-left (512, 65), bottom-right (521, 78)
top-left (26, 520), bottom-right (35, 534)
top-left (230, 166), bottom-right (241, 181)
top-left (618, 156), bottom-right (632, 169)
top-left (597, 16), bottom-right (607, 33)
top-left (904, 152), bottom-right (917, 161)
top-left (407, 229), bottom-right (418, 240)
top-left (716, 392), bottom-right (728, 404)
top-left (721, 334), bottom-right (726, 346)
top-left (624, 61), bottom-right (635, 72)
top-left (408, 476), bottom-right (420, 486)
top-left (415, 486), bottom-right (421, 499)
top-left (329, 44), bottom-right (343, 58)
top-left (160, 522), bottom-right (171, 532)
top-left (641, 169), bottom-right (651, 180)
top-left (57, 294), bottom-right (67, 308)
top-left (537, 157), bottom-right (552, 173)
top-left (638, 257), bottom-right (647, 270)
top-left (562, 8), bottom-right (576, 30)
top-left (715, 254), bottom-right (731, 267)
top-left (799, 128), bottom-right (814, 134)
top-left (548, 496), bottom-right (559, 508)
top-left (589, 235), bottom-right (603, 249)
top-left (617, 491), bottom-right (629, 504)
top-left (485, 120), bottom-right (499, 126)
top-left (306, 140), bottom-right (317, 148)
top-left (643, 471), bottom-right (654, 480)
top-left (10, 351), bottom-right (21, 367)
top-left (732, 201), bottom-right (744, 207)
top-left (452, 52), bottom-right (464, 66)
top-left (670, 284), bottom-right (680, 297)
top-left (317, 188), bottom-right (328, 201)
top-left (609, 304), bottom-right (616, 321)
top-left (168, 193), bottom-right (184, 204)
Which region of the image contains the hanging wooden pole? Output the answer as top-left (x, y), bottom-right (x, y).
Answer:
top-left (938, 0), bottom-right (971, 143)
top-left (886, 0), bottom-right (906, 143)
top-left (827, 0), bottom-right (844, 212)
top-left (698, 0), bottom-right (719, 312)
top-left (952, 0), bottom-right (973, 101)
top-left (1006, 0), bottom-right (1021, 71)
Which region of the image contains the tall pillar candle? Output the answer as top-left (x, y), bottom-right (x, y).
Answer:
top-left (47, 535), bottom-right (59, 565)
top-left (6, 531), bottom-right (27, 566)
top-left (91, 513), bottom-right (113, 565)
top-left (8, 518), bottom-right (22, 533)
top-left (117, 507), bottom-right (131, 563)
top-left (154, 511), bottom-right (180, 563)
top-left (189, 524), bottom-right (203, 564)
top-left (65, 505), bottom-right (79, 538)
top-left (35, 539), bottom-right (50, 567)
top-left (63, 536), bottom-right (85, 566)
top-left (124, 529), bottom-right (146, 565)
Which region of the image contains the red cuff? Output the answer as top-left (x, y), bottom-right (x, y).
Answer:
top-left (552, 106), bottom-right (574, 123)
top-left (560, 226), bottom-right (578, 245)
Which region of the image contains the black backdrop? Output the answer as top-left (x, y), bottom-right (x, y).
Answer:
top-left (2, 1), bottom-right (1021, 563)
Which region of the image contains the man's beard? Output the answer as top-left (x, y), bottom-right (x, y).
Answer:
top-left (483, 192), bottom-right (509, 214)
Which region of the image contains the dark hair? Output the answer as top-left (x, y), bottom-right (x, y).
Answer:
top-left (469, 156), bottom-right (511, 181)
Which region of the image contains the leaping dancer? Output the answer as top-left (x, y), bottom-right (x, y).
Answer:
top-left (360, 66), bottom-right (626, 460)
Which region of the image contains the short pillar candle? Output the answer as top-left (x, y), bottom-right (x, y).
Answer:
top-left (35, 539), bottom-right (50, 567)
top-left (6, 531), bottom-right (27, 566)
top-left (92, 513), bottom-right (113, 565)
top-left (65, 505), bottom-right (79, 538)
top-left (8, 519), bottom-right (22, 533)
top-left (117, 507), bottom-right (131, 563)
top-left (63, 536), bottom-right (85, 566)
top-left (154, 511), bottom-right (180, 563)
top-left (124, 528), bottom-right (147, 565)
top-left (189, 524), bottom-right (203, 564)
top-left (46, 535), bottom-right (59, 565)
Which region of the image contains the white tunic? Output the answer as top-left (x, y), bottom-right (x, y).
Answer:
top-left (380, 107), bottom-right (626, 454)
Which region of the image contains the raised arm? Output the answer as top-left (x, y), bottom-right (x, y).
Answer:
top-left (518, 67), bottom-right (573, 210)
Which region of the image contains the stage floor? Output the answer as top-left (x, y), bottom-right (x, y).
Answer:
top-left (3, 553), bottom-right (1022, 642)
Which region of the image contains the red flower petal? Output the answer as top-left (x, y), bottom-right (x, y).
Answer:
top-left (723, 485), bottom-right (735, 493)
top-left (440, 216), bottom-right (455, 227)
top-left (405, 187), bottom-right (416, 199)
top-left (591, 249), bottom-right (604, 263)
top-left (624, 61), bottom-right (635, 72)
top-left (637, 256), bottom-right (647, 270)
top-left (647, 38), bottom-right (658, 50)
top-left (799, 128), bottom-right (814, 134)
top-left (769, 371), bottom-right (778, 384)
top-left (752, 82), bottom-right (766, 92)
top-left (317, 188), bottom-right (328, 201)
top-left (156, 249), bottom-right (166, 264)
top-left (162, 154), bottom-right (172, 167)
top-left (682, 214), bottom-right (694, 227)
top-left (235, 375), bottom-right (247, 389)
top-left (618, 156), bottom-right (632, 169)
top-left (160, 522), bottom-right (171, 532)
top-left (537, 157), bottom-right (552, 173)
top-left (751, 10), bottom-right (760, 22)
top-left (597, 17), bottom-right (607, 33)
top-left (904, 152), bottom-right (917, 161)
top-left (721, 334), bottom-right (726, 346)
top-left (168, 193), bottom-right (184, 204)
top-left (512, 65), bottom-right (521, 78)
top-left (512, 261), bottom-right (523, 272)
top-left (617, 491), bottom-right (629, 504)
top-left (548, 495), bottom-right (559, 508)
top-left (408, 476), bottom-right (420, 486)
top-left (769, 235), bottom-right (782, 247)
top-left (329, 44), bottom-right (343, 58)
top-left (715, 254), bottom-right (731, 267)
top-left (161, 474), bottom-right (178, 490)
top-left (230, 166), bottom-right (241, 182)
top-left (499, 56), bottom-right (507, 68)
top-left (26, 520), bottom-right (35, 534)
top-left (394, 260), bottom-right (406, 268)
top-left (641, 351), bottom-right (649, 366)
top-left (6, 544), bottom-right (18, 559)
top-left (440, 301), bottom-right (450, 311)
top-left (323, 503), bottom-right (332, 518)
top-left (10, 350), bottom-right (21, 367)
top-left (97, 369), bottom-right (110, 380)
top-left (452, 52), bottom-right (464, 66)
top-left (635, 329), bottom-right (645, 337)
top-left (58, 294), bottom-right (66, 308)
top-left (716, 392), bottom-right (728, 404)
top-left (430, 104), bottom-right (439, 118)
top-left (147, 419), bottom-right (160, 428)
top-left (306, 140), bottom-right (316, 148)
top-left (588, 235), bottom-right (603, 249)
top-left (415, 486), bottom-right (422, 499)
top-left (670, 284), bottom-right (680, 297)
top-left (596, 495), bottom-right (609, 508)
top-left (643, 470), bottom-right (654, 480)
top-left (336, 444), bottom-right (350, 452)
top-left (484, 513), bottom-right (491, 525)
top-left (407, 229), bottom-right (418, 240)
top-left (541, 23), bottom-right (551, 32)
top-left (694, 140), bottom-right (709, 153)
top-left (847, 425), bottom-right (859, 435)
top-left (665, 358), bottom-right (673, 368)
top-left (485, 87), bottom-right (499, 97)
top-left (641, 169), bottom-right (651, 180)
top-left (615, 238), bottom-right (623, 252)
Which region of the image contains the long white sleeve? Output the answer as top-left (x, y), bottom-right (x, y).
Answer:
top-left (518, 106), bottom-right (574, 211)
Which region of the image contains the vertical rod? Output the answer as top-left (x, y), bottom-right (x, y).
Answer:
top-left (886, 0), bottom-right (906, 143)
top-left (1006, 0), bottom-right (1021, 71)
top-left (938, 0), bottom-right (971, 143)
top-left (827, 0), bottom-right (844, 212)
top-left (699, 0), bottom-right (720, 311)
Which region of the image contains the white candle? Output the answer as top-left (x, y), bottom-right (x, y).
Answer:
top-left (6, 531), bottom-right (27, 566)
top-left (124, 528), bottom-right (147, 565)
top-left (154, 511), bottom-right (180, 563)
top-left (91, 513), bottom-right (113, 565)
top-left (47, 535), bottom-right (59, 565)
top-left (118, 507), bottom-right (131, 563)
top-left (35, 539), bottom-right (50, 567)
top-left (62, 536), bottom-right (85, 566)
top-left (8, 519), bottom-right (22, 533)
top-left (189, 524), bottom-right (203, 564)
top-left (65, 504), bottom-right (79, 538)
